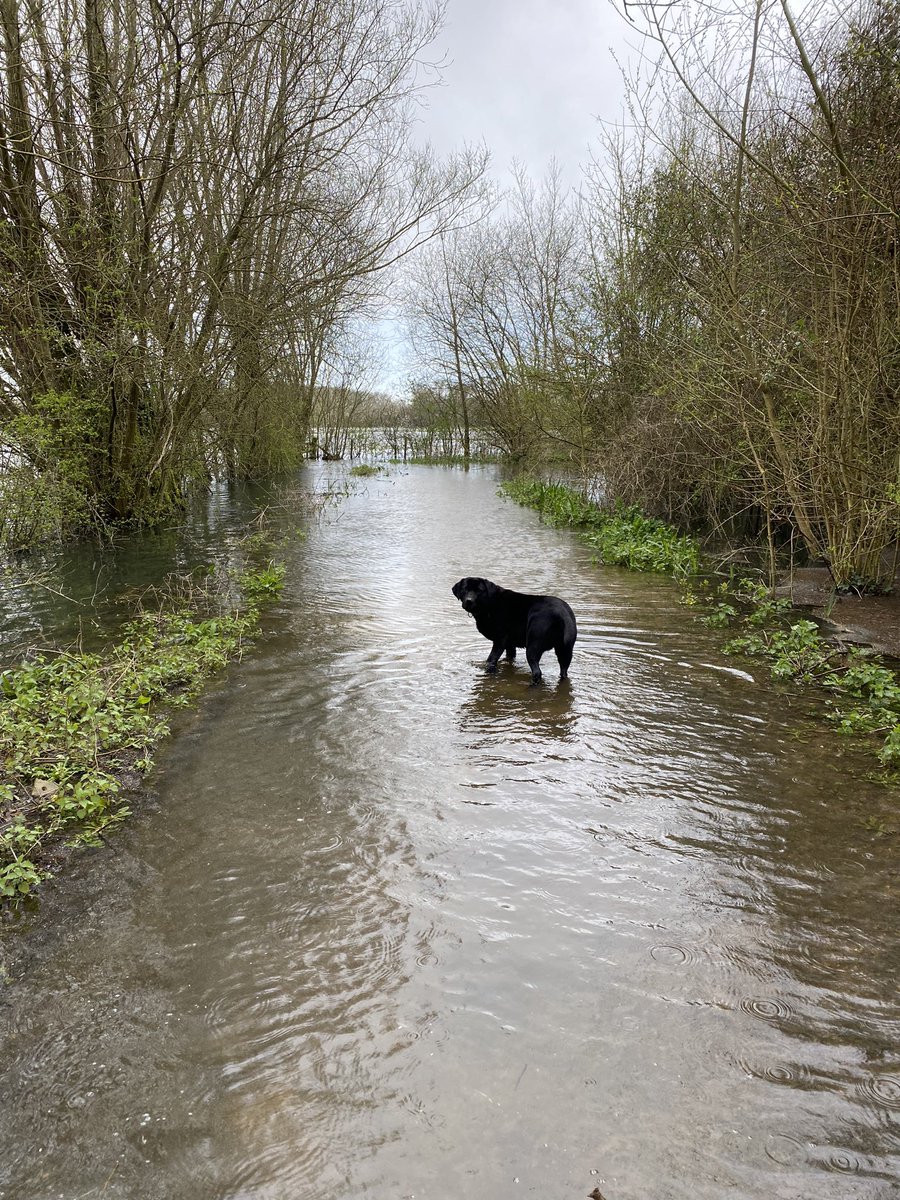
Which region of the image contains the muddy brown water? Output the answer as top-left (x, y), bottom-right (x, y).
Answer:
top-left (1, 465), bottom-right (898, 1200)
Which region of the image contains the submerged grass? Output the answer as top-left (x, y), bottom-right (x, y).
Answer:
top-left (0, 553), bottom-right (285, 901)
top-left (500, 479), bottom-right (700, 578)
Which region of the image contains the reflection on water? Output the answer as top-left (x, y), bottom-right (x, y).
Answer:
top-left (459, 670), bottom-right (578, 746)
top-left (1, 465), bottom-right (898, 1200)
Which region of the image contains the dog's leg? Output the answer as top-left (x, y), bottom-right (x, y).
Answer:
top-left (525, 645), bottom-right (544, 685)
top-left (556, 641), bottom-right (573, 679)
top-left (504, 641), bottom-right (517, 662)
top-left (485, 640), bottom-right (506, 672)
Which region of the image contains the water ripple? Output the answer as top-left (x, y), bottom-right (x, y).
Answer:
top-left (855, 1075), bottom-right (900, 1111)
top-left (764, 1133), bottom-right (807, 1166)
top-left (649, 942), bottom-right (697, 967)
top-left (735, 1053), bottom-right (811, 1087)
top-left (739, 996), bottom-right (796, 1023)
top-left (825, 1149), bottom-right (861, 1173)
top-left (2, 464), bottom-right (899, 1200)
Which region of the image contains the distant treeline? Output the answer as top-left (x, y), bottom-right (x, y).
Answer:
top-left (307, 388), bottom-right (498, 463)
top-left (405, 0), bottom-right (900, 590)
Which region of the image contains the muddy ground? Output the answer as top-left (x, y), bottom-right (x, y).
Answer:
top-left (777, 564), bottom-right (900, 659)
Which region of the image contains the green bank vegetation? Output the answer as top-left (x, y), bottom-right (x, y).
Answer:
top-left (684, 577), bottom-right (900, 772)
top-left (730, 625), bottom-right (900, 771)
top-left (0, 555), bottom-right (285, 901)
top-left (506, 479), bottom-right (900, 777)
top-left (501, 480), bottom-right (701, 577)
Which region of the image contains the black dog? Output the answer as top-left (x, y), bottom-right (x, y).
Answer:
top-left (452, 577), bottom-right (577, 684)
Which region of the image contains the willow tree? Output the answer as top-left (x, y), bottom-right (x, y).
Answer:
top-left (0, 0), bottom-right (486, 531)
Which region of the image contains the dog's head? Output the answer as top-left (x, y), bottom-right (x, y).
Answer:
top-left (452, 576), bottom-right (498, 615)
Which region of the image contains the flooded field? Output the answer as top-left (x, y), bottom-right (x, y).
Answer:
top-left (1, 465), bottom-right (898, 1199)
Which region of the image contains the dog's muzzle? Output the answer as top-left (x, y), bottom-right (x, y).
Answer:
top-left (461, 594), bottom-right (478, 613)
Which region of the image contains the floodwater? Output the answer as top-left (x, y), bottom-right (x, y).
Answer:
top-left (1, 465), bottom-right (898, 1200)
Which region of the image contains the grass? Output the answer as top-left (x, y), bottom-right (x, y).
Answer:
top-left (0, 555), bottom-right (285, 901)
top-left (500, 479), bottom-right (700, 578)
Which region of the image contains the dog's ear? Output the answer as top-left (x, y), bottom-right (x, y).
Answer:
top-left (451, 578), bottom-right (465, 599)
top-left (481, 579), bottom-right (499, 599)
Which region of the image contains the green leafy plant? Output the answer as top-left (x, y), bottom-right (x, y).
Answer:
top-left (725, 621), bottom-right (900, 770)
top-left (694, 582), bottom-right (741, 627)
top-left (725, 620), bottom-right (837, 680)
top-left (236, 562), bottom-right (286, 604)
top-left (731, 579), bottom-right (794, 626)
top-left (500, 480), bottom-right (700, 578)
top-left (0, 559), bottom-right (285, 904)
top-left (701, 601), bottom-right (739, 627)
top-left (878, 725), bottom-right (900, 767)
top-left (684, 576), bottom-right (794, 630)
top-left (0, 858), bottom-right (46, 897)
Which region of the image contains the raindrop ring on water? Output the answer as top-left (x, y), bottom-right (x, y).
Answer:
top-left (739, 996), bottom-right (793, 1022)
top-left (762, 1063), bottom-right (795, 1083)
top-left (649, 943), bottom-right (694, 966)
top-left (856, 1076), bottom-right (900, 1111)
top-left (735, 1054), bottom-right (810, 1086)
top-left (826, 1150), bottom-right (860, 1173)
top-left (764, 1133), bottom-right (805, 1166)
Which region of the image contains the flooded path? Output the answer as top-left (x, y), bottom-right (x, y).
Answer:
top-left (1, 466), bottom-right (898, 1199)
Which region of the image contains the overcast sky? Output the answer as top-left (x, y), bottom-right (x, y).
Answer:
top-left (370, 0), bottom-right (638, 393)
top-left (415, 0), bottom-right (636, 185)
